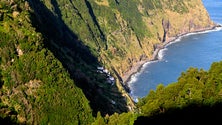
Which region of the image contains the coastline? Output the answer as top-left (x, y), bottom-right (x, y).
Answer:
top-left (122, 24), bottom-right (222, 85)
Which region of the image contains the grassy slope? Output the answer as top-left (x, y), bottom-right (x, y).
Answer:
top-left (0, 0), bottom-right (219, 124)
top-left (0, 1), bottom-right (93, 124)
top-left (39, 0), bottom-right (215, 114)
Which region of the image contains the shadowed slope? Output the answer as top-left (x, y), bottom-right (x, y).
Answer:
top-left (27, 0), bottom-right (128, 116)
top-left (134, 103), bottom-right (222, 125)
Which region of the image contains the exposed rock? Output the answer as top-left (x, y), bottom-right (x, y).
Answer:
top-left (95, 0), bottom-right (109, 6)
top-left (8, 0), bottom-right (214, 116)
top-left (16, 45), bottom-right (23, 56)
top-left (12, 11), bottom-right (19, 18)
top-left (162, 18), bottom-right (171, 43)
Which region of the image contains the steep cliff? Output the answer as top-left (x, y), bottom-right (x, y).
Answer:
top-left (0, 0), bottom-right (93, 124)
top-left (84, 0), bottom-right (215, 82)
top-left (33, 0), bottom-right (215, 112)
top-left (0, 0), bottom-right (217, 124)
top-left (34, 0), bottom-right (215, 82)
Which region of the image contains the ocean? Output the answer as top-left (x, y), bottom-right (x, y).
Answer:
top-left (128, 0), bottom-right (222, 102)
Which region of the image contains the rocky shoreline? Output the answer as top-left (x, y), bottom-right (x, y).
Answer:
top-left (122, 24), bottom-right (222, 88)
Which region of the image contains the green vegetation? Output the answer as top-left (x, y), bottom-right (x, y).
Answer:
top-left (138, 0), bottom-right (188, 14)
top-left (142, 0), bottom-right (163, 10)
top-left (110, 0), bottom-right (149, 38)
top-left (1, 0), bottom-right (220, 125)
top-left (134, 62), bottom-right (222, 124)
top-left (28, 0), bottom-right (129, 116)
top-left (91, 61), bottom-right (222, 124)
top-left (0, 1), bottom-right (93, 124)
top-left (137, 65), bottom-right (222, 117)
top-left (92, 112), bottom-right (137, 125)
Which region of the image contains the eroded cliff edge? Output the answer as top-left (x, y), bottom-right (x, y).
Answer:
top-left (94, 0), bottom-right (216, 83)
top-left (38, 0), bottom-right (216, 111)
top-left (0, 0), bottom-right (219, 123)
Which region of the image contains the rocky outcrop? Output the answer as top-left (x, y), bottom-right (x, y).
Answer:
top-left (50, 0), bottom-right (215, 110)
top-left (28, 0), bottom-right (216, 112)
top-left (108, 0), bottom-right (215, 83)
top-left (1, 1), bottom-right (217, 122)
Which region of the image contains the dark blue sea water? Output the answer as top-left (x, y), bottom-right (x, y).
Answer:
top-left (128, 0), bottom-right (222, 101)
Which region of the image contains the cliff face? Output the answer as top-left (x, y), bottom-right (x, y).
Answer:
top-left (0, 0), bottom-right (93, 124)
top-left (38, 0), bottom-right (214, 82)
top-left (31, 0), bottom-right (215, 113)
top-left (85, 0), bottom-right (215, 81)
top-left (0, 0), bottom-right (216, 123)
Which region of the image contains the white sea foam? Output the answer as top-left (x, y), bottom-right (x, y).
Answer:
top-left (184, 25), bottom-right (222, 36)
top-left (165, 37), bottom-right (182, 47)
top-left (133, 97), bottom-right (139, 103)
top-left (165, 25), bottom-right (222, 47)
top-left (127, 73), bottom-right (139, 84)
top-left (127, 60), bottom-right (157, 85)
top-left (142, 60), bottom-right (158, 68)
top-left (158, 48), bottom-right (168, 60)
top-left (127, 61), bottom-right (158, 101)
top-left (215, 25), bottom-right (222, 31)
top-left (128, 26), bottom-right (222, 99)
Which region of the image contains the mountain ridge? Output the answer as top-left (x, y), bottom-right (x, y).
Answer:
top-left (1, 0), bottom-right (220, 124)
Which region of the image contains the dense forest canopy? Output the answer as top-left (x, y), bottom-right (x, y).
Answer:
top-left (0, 0), bottom-right (93, 124)
top-left (0, 0), bottom-right (221, 125)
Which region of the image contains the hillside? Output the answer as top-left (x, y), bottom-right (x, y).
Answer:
top-left (0, 0), bottom-right (94, 124)
top-left (0, 0), bottom-right (220, 124)
top-left (26, 0), bottom-right (216, 114)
